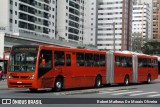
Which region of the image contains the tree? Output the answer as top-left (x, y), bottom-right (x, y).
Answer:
top-left (131, 33), bottom-right (143, 52)
top-left (142, 41), bottom-right (160, 55)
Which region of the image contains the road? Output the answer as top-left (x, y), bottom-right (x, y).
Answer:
top-left (0, 77), bottom-right (160, 107)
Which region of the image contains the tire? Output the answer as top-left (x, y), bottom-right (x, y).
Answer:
top-left (124, 76), bottom-right (129, 86)
top-left (54, 78), bottom-right (63, 92)
top-left (95, 76), bottom-right (102, 88)
top-left (29, 88), bottom-right (37, 92)
top-left (147, 75), bottom-right (151, 84)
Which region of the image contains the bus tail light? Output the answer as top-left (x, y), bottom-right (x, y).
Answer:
top-left (29, 75), bottom-right (34, 80)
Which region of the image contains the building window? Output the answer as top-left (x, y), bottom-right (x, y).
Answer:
top-left (10, 9), bottom-right (13, 14)
top-left (38, 18), bottom-right (41, 22)
top-left (10, 19), bottom-right (12, 23)
top-left (66, 0), bottom-right (68, 3)
top-left (39, 11), bottom-right (41, 14)
top-left (52, 8), bottom-right (54, 11)
top-left (39, 3), bottom-right (41, 6)
top-left (15, 2), bottom-right (17, 6)
top-left (15, 11), bottom-right (17, 15)
top-left (15, 20), bottom-right (17, 24)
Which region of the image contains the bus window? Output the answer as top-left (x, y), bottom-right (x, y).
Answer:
top-left (39, 50), bottom-right (52, 69)
top-left (94, 54), bottom-right (99, 66)
top-left (121, 57), bottom-right (127, 67)
top-left (99, 54), bottom-right (105, 66)
top-left (66, 54), bottom-right (71, 66)
top-left (126, 57), bottom-right (132, 67)
top-left (85, 53), bottom-right (93, 66)
top-left (153, 59), bottom-right (158, 68)
top-left (54, 51), bottom-right (65, 66)
top-left (147, 59), bottom-right (152, 67)
top-left (76, 53), bottom-right (85, 66)
top-left (115, 56), bottom-right (121, 67)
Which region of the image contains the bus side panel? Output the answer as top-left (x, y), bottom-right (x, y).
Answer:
top-left (150, 68), bottom-right (158, 81)
top-left (138, 68), bottom-right (148, 82)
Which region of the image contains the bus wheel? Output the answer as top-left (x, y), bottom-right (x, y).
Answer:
top-left (147, 75), bottom-right (151, 84)
top-left (29, 88), bottom-right (37, 92)
top-left (54, 78), bottom-right (63, 92)
top-left (124, 76), bottom-right (129, 86)
top-left (95, 76), bottom-right (102, 88)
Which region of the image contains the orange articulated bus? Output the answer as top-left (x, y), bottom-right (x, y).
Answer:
top-left (7, 45), bottom-right (159, 92)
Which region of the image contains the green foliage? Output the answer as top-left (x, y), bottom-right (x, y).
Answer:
top-left (142, 41), bottom-right (160, 55)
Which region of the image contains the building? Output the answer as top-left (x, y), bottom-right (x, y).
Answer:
top-left (56, 0), bottom-right (84, 44)
top-left (0, 0), bottom-right (56, 39)
top-left (83, 0), bottom-right (98, 46)
top-left (132, 3), bottom-right (151, 41)
top-left (153, 0), bottom-right (160, 40)
top-left (97, 0), bottom-right (133, 51)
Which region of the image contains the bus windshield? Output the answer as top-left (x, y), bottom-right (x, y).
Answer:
top-left (9, 46), bottom-right (38, 72)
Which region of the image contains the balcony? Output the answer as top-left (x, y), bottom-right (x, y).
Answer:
top-left (19, 0), bottom-right (35, 6)
top-left (28, 23), bottom-right (35, 31)
top-left (69, 1), bottom-right (80, 10)
top-left (19, 4), bottom-right (28, 12)
top-left (69, 27), bottom-right (79, 34)
top-left (44, 12), bottom-right (49, 19)
top-left (43, 27), bottom-right (49, 34)
top-left (28, 15), bottom-right (35, 22)
top-left (43, 20), bottom-right (49, 27)
top-left (44, 0), bottom-right (49, 4)
top-left (19, 13), bottom-right (28, 20)
top-left (69, 7), bottom-right (80, 16)
top-left (44, 5), bottom-right (49, 11)
top-left (69, 14), bottom-right (79, 22)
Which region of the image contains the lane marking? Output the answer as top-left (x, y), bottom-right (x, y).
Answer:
top-left (99, 90), bottom-right (128, 94)
top-left (112, 91), bottom-right (143, 95)
top-left (148, 94), bottom-right (160, 97)
top-left (130, 92), bottom-right (158, 96)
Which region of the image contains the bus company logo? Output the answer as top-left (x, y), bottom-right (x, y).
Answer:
top-left (2, 99), bottom-right (11, 104)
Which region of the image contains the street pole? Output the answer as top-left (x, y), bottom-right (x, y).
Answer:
top-left (113, 22), bottom-right (115, 51)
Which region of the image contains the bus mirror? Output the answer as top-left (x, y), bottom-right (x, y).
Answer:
top-left (42, 59), bottom-right (46, 65)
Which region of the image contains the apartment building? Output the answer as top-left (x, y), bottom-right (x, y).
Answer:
top-left (153, 0), bottom-right (160, 40)
top-left (132, 3), bottom-right (151, 41)
top-left (97, 0), bottom-right (133, 51)
top-left (56, 0), bottom-right (84, 44)
top-left (0, 0), bottom-right (56, 39)
top-left (83, 0), bottom-right (98, 46)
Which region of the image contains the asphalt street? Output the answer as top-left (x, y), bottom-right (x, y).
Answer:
top-left (0, 76), bottom-right (160, 107)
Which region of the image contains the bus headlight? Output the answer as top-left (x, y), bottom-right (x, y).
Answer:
top-left (29, 75), bottom-right (34, 80)
top-left (8, 75), bottom-right (13, 79)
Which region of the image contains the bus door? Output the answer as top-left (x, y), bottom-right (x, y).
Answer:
top-left (132, 55), bottom-right (138, 83)
top-left (64, 52), bottom-right (72, 88)
top-left (38, 50), bottom-right (53, 88)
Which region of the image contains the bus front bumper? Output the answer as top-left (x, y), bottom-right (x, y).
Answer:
top-left (8, 80), bottom-right (37, 88)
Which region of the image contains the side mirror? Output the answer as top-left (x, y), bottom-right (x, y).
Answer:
top-left (42, 59), bottom-right (46, 65)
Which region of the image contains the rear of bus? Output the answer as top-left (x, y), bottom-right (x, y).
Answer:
top-left (7, 45), bottom-right (39, 90)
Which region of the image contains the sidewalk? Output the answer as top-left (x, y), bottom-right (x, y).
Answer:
top-left (0, 79), bottom-right (8, 90)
